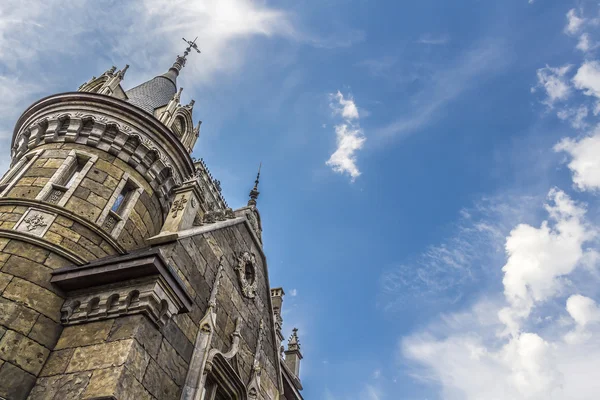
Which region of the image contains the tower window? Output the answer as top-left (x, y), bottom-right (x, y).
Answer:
top-left (37, 150), bottom-right (97, 206)
top-left (110, 184), bottom-right (133, 214)
top-left (98, 175), bottom-right (142, 238)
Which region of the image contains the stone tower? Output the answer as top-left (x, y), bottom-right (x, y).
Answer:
top-left (0, 39), bottom-right (304, 400)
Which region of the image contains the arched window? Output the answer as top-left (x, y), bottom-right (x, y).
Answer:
top-left (172, 116), bottom-right (185, 138)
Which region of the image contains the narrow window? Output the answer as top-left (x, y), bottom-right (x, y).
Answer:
top-left (110, 184), bottom-right (132, 213)
top-left (45, 154), bottom-right (87, 204)
top-left (101, 178), bottom-right (141, 236)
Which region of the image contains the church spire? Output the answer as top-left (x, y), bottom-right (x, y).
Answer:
top-left (248, 163), bottom-right (261, 206)
top-left (164, 37), bottom-right (201, 83)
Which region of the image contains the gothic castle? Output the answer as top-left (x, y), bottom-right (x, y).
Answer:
top-left (0, 39), bottom-right (304, 400)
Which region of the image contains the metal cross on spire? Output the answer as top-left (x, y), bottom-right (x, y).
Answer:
top-left (182, 37), bottom-right (201, 56)
top-left (170, 36), bottom-right (201, 73)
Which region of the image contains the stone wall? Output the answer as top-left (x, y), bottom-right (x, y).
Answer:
top-left (24, 220), bottom-right (281, 400)
top-left (0, 238), bottom-right (71, 399)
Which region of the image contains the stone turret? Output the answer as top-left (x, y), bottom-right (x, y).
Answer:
top-left (0, 36), bottom-right (305, 400)
top-left (284, 328), bottom-right (303, 379)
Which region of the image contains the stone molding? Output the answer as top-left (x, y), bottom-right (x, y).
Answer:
top-left (10, 93), bottom-right (196, 216)
top-left (0, 198), bottom-right (126, 254)
top-left (0, 229), bottom-right (87, 265)
top-left (51, 248), bottom-right (193, 328)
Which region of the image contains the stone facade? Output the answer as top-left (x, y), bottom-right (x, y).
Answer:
top-left (0, 46), bottom-right (303, 400)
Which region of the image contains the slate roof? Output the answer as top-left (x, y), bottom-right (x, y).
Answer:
top-left (125, 69), bottom-right (178, 115)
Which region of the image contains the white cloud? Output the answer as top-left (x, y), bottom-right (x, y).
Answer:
top-left (326, 91), bottom-right (366, 181)
top-left (331, 91), bottom-right (359, 120)
top-left (533, 65), bottom-right (572, 106)
top-left (499, 189), bottom-right (596, 335)
top-left (565, 9), bottom-right (585, 35)
top-left (576, 33), bottom-right (593, 52)
top-left (380, 194), bottom-right (541, 311)
top-left (555, 128), bottom-right (600, 191)
top-left (289, 288), bottom-right (298, 297)
top-left (557, 105), bottom-right (588, 129)
top-left (573, 61), bottom-right (600, 99)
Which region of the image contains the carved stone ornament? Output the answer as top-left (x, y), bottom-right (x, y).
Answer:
top-left (14, 208), bottom-right (56, 237)
top-left (171, 196), bottom-right (187, 218)
top-left (235, 251), bottom-right (258, 299)
top-left (23, 214), bottom-right (47, 231)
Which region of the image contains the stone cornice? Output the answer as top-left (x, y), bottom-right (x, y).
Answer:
top-left (0, 198), bottom-right (126, 255)
top-left (11, 91), bottom-right (194, 177)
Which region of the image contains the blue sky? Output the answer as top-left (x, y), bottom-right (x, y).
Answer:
top-left (5, 0), bottom-right (600, 398)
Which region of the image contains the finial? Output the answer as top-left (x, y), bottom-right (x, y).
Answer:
top-left (117, 64), bottom-right (129, 79)
top-left (288, 328), bottom-right (300, 351)
top-left (247, 163), bottom-right (261, 206)
top-left (186, 99), bottom-right (195, 109)
top-left (169, 36), bottom-right (201, 74)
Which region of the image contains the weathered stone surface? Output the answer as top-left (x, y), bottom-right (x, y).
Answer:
top-left (0, 362), bottom-right (36, 400)
top-left (174, 313), bottom-right (198, 344)
top-left (44, 252), bottom-right (70, 270)
top-left (55, 319), bottom-right (114, 349)
top-left (142, 359), bottom-right (180, 400)
top-left (125, 339), bottom-right (150, 382)
top-left (156, 339), bottom-right (189, 386)
top-left (40, 348), bottom-right (74, 377)
top-left (0, 271), bottom-right (12, 293)
top-left (116, 366), bottom-right (153, 400)
top-left (3, 241), bottom-right (49, 264)
top-left (29, 314), bottom-right (62, 349)
top-left (2, 277), bottom-right (64, 322)
top-left (1, 255), bottom-right (55, 292)
top-left (28, 371), bottom-right (91, 400)
top-left (108, 315), bottom-right (162, 358)
top-left (0, 296), bottom-right (39, 335)
top-left (162, 317), bottom-right (193, 363)
top-left (82, 366), bottom-right (121, 399)
top-left (0, 330), bottom-right (50, 375)
top-left (66, 339), bottom-right (133, 372)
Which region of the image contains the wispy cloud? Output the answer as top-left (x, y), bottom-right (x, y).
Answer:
top-left (380, 193), bottom-right (541, 311)
top-left (417, 34), bottom-right (450, 45)
top-left (373, 40), bottom-right (509, 142)
top-left (326, 91), bottom-right (366, 182)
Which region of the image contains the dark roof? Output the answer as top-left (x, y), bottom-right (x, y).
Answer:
top-left (125, 71), bottom-right (178, 114)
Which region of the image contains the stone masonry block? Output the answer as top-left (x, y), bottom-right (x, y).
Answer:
top-left (142, 359), bottom-right (180, 400)
top-left (3, 240), bottom-right (49, 263)
top-left (66, 339), bottom-right (133, 373)
top-left (40, 348), bottom-right (74, 377)
top-left (28, 371), bottom-right (92, 400)
top-left (0, 272), bottom-right (13, 293)
top-left (0, 362), bottom-right (36, 400)
top-left (156, 339), bottom-right (189, 386)
top-left (2, 278), bottom-right (63, 322)
top-left (0, 296), bottom-right (39, 335)
top-left (55, 319), bottom-right (114, 350)
top-left (1, 255), bottom-right (56, 292)
top-left (108, 315), bottom-right (162, 359)
top-left (0, 329), bottom-right (50, 375)
top-left (29, 314), bottom-right (62, 349)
